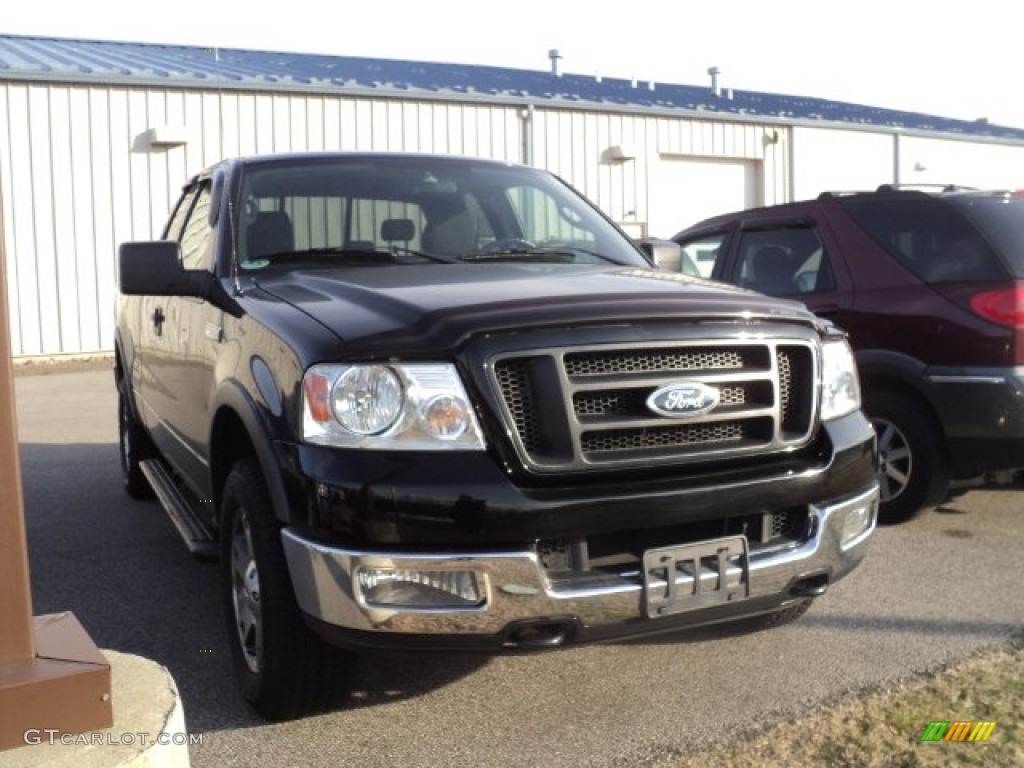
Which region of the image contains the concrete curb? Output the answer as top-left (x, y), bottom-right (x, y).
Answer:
top-left (0, 651), bottom-right (191, 768)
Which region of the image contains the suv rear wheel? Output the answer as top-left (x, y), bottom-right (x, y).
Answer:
top-left (865, 391), bottom-right (949, 523)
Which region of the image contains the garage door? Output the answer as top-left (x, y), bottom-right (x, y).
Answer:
top-left (647, 157), bottom-right (759, 240)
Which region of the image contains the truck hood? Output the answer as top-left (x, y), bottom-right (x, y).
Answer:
top-left (253, 263), bottom-right (821, 356)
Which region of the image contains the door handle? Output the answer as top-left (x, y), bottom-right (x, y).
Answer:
top-left (152, 307), bottom-right (166, 336)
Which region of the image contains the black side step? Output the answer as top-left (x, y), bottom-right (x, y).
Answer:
top-left (139, 459), bottom-right (219, 562)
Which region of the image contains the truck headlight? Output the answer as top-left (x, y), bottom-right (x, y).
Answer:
top-left (820, 339), bottom-right (861, 421)
top-left (302, 363), bottom-right (486, 450)
top-left (332, 365), bottom-right (403, 435)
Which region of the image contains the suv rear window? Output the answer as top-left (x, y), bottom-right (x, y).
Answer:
top-left (948, 194), bottom-right (1024, 277)
top-left (840, 196), bottom-right (1009, 283)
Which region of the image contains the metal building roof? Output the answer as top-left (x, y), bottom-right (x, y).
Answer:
top-left (2, 33), bottom-right (1022, 141)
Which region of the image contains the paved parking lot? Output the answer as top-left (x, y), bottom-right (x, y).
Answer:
top-left (11, 363), bottom-right (1024, 768)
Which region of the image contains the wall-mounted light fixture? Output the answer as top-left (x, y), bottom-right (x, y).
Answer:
top-left (134, 125), bottom-right (188, 151)
top-left (605, 143), bottom-right (636, 162)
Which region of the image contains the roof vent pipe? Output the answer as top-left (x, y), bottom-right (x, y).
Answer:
top-left (708, 66), bottom-right (721, 97)
top-left (549, 49), bottom-right (562, 77)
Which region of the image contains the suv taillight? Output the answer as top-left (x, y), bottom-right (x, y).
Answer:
top-left (970, 285), bottom-right (1024, 327)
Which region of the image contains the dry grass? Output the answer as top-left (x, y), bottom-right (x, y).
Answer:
top-left (665, 642), bottom-right (1023, 768)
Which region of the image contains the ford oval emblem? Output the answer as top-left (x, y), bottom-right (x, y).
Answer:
top-left (646, 382), bottom-right (720, 418)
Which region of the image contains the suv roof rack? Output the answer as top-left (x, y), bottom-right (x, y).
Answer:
top-left (816, 190), bottom-right (860, 199)
top-left (874, 183), bottom-right (977, 194)
top-left (817, 184), bottom-right (976, 200)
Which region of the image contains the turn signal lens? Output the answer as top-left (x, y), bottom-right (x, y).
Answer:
top-left (418, 394), bottom-right (469, 439)
top-left (304, 371), bottom-right (331, 423)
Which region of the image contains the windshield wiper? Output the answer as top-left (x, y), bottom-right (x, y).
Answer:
top-left (459, 243), bottom-right (616, 264)
top-left (388, 245), bottom-right (460, 264)
top-left (245, 245), bottom-right (459, 267)
top-left (247, 247), bottom-right (393, 266)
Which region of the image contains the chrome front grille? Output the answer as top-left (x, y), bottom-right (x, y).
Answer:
top-left (491, 339), bottom-right (818, 472)
top-left (562, 347), bottom-right (752, 376)
top-left (581, 420), bottom-right (754, 452)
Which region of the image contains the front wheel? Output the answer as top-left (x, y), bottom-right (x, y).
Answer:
top-left (220, 457), bottom-right (354, 721)
top-left (865, 391), bottom-right (949, 524)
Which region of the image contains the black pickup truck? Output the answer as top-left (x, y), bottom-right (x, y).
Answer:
top-left (115, 152), bottom-right (879, 720)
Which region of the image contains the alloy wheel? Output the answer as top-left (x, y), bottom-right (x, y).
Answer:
top-left (230, 508), bottom-right (264, 675)
top-left (872, 417), bottom-right (913, 502)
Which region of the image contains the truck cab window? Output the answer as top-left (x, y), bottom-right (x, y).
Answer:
top-left (178, 184), bottom-right (215, 272)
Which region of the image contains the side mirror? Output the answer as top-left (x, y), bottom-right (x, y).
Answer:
top-left (637, 238), bottom-right (683, 272)
top-left (118, 241), bottom-right (210, 297)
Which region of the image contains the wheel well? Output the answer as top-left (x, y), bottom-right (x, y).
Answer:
top-left (860, 373), bottom-right (948, 445)
top-left (113, 343), bottom-right (125, 382)
top-left (210, 407), bottom-right (257, 524)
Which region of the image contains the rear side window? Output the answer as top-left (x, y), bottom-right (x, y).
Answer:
top-left (734, 226), bottom-right (835, 295)
top-left (178, 184), bottom-right (215, 271)
top-left (951, 195), bottom-right (1024, 277)
top-left (840, 197), bottom-right (1007, 283)
top-left (673, 233), bottom-right (727, 278)
top-left (164, 185), bottom-right (198, 241)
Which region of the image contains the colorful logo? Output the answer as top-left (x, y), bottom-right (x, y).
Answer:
top-left (920, 720), bottom-right (997, 742)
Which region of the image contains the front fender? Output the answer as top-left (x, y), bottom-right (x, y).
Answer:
top-left (855, 349), bottom-right (930, 397)
top-left (209, 379), bottom-right (295, 525)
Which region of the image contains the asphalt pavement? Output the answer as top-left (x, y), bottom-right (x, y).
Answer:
top-left (10, 363), bottom-right (1024, 768)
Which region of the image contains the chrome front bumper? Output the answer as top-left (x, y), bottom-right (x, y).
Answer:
top-left (282, 484), bottom-right (879, 644)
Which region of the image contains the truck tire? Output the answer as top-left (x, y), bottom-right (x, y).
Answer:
top-left (117, 379), bottom-right (154, 500)
top-left (220, 457), bottom-right (354, 721)
top-left (865, 391), bottom-right (949, 524)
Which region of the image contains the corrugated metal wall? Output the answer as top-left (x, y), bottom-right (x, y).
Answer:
top-left (0, 80), bottom-right (784, 357)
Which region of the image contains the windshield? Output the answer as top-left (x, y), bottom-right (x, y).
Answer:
top-left (234, 155), bottom-right (649, 270)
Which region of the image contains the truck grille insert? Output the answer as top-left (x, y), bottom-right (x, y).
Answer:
top-left (492, 339), bottom-right (818, 472)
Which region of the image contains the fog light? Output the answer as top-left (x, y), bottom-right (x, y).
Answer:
top-left (358, 568), bottom-right (483, 609)
top-left (840, 499), bottom-right (877, 549)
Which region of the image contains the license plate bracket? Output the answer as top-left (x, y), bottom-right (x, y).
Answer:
top-left (642, 536), bottom-right (750, 619)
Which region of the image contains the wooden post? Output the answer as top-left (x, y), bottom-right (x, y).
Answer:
top-left (0, 206), bottom-right (34, 664)
top-left (0, 174), bottom-right (113, 750)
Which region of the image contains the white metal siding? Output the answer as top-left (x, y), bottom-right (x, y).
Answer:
top-left (11, 79), bottom-right (1019, 358)
top-left (791, 127), bottom-right (894, 199)
top-left (897, 135), bottom-right (1024, 189)
top-left (791, 125), bottom-right (1024, 198)
top-left (531, 109), bottom-right (785, 237)
top-left (646, 118), bottom-right (784, 237)
top-left (647, 158), bottom-right (759, 239)
top-left (0, 84), bottom-right (527, 356)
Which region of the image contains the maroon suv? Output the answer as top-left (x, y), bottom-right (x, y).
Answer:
top-left (668, 186), bottom-right (1024, 522)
